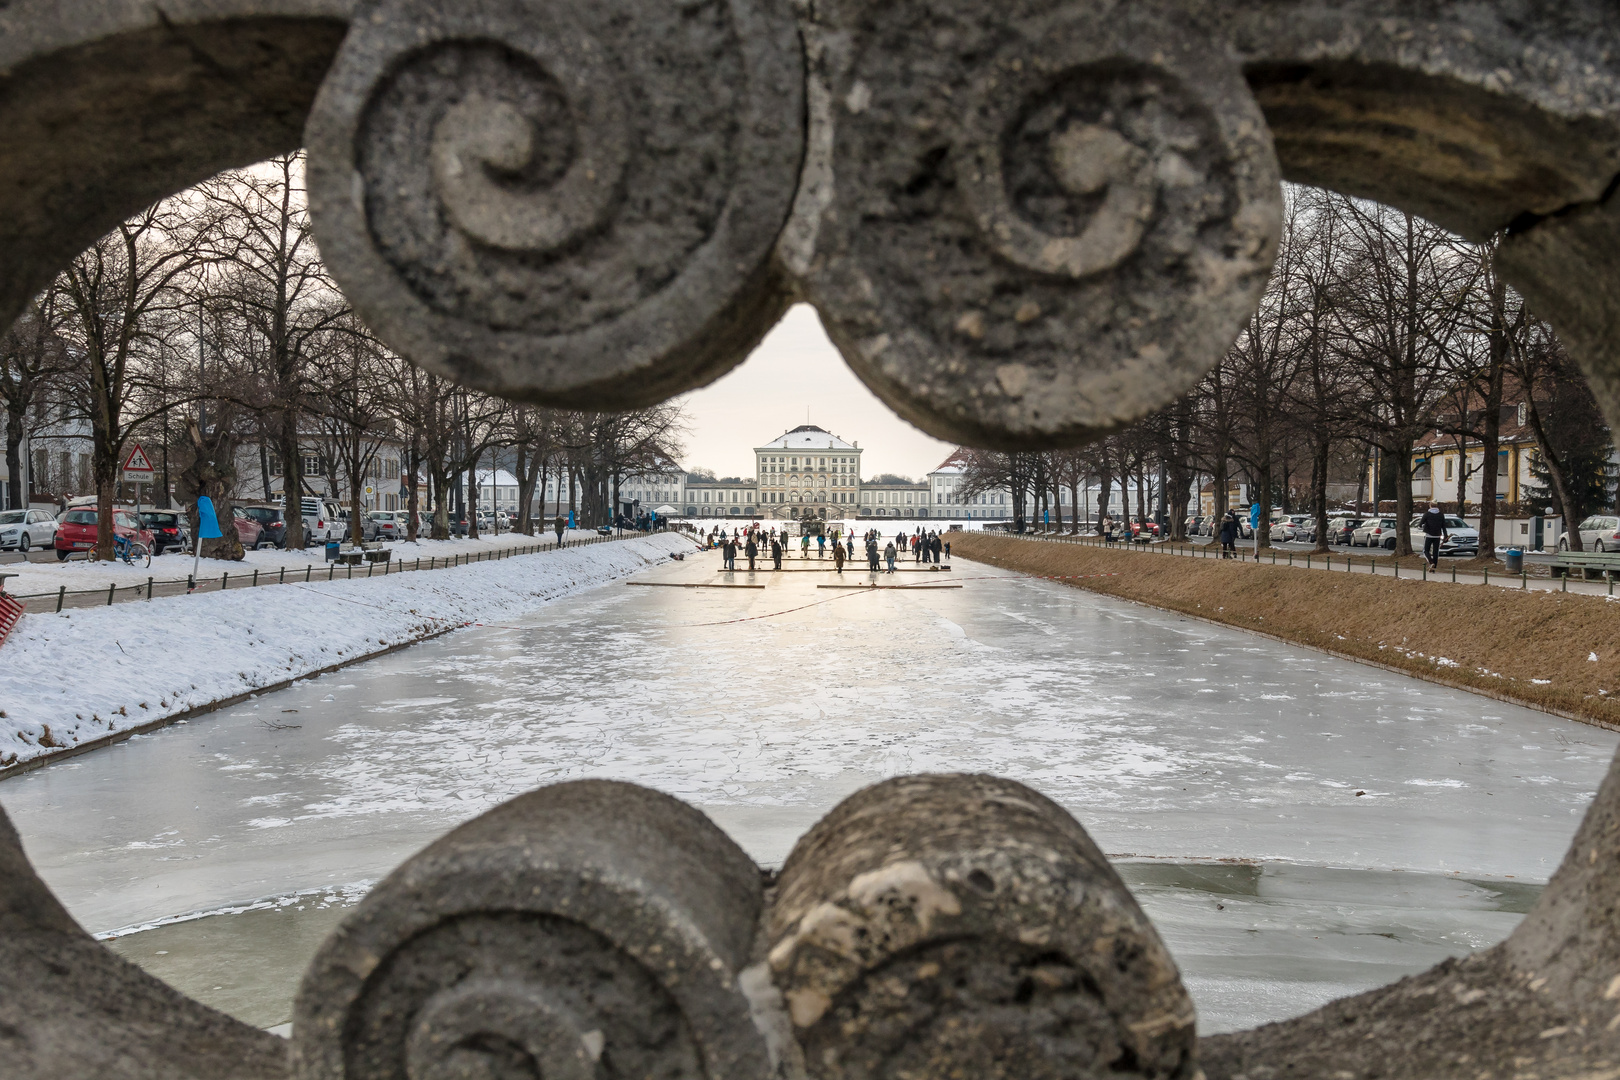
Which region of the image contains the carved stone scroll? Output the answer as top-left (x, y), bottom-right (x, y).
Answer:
top-left (304, 0), bottom-right (805, 410)
top-left (0, 804), bottom-right (290, 1080)
top-left (766, 774), bottom-right (1198, 1079)
top-left (790, 0), bottom-right (1283, 450)
top-left (292, 780), bottom-right (771, 1080)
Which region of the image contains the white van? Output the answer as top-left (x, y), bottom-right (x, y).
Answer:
top-left (277, 496), bottom-right (346, 546)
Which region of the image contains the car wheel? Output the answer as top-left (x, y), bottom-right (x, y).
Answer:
top-left (55, 547), bottom-right (68, 561)
top-left (1558, 538), bottom-right (1569, 552)
top-left (1384, 536), bottom-right (1396, 549)
top-left (17, 533), bottom-right (28, 553)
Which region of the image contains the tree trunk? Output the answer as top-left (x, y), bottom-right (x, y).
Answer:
top-left (1522, 397), bottom-right (1582, 551)
top-left (4, 409), bottom-right (24, 509)
top-left (1312, 436), bottom-right (1332, 554)
top-left (1393, 437), bottom-right (1416, 556)
top-left (1255, 457), bottom-right (1272, 550)
top-left (406, 441), bottom-right (421, 542)
top-left (279, 421), bottom-right (304, 548)
top-left (1479, 281), bottom-right (1508, 554)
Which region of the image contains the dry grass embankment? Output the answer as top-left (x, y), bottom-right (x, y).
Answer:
top-left (953, 532), bottom-right (1620, 729)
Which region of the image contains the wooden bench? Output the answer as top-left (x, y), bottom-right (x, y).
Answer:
top-left (1549, 551), bottom-right (1620, 580)
top-left (337, 543), bottom-right (393, 566)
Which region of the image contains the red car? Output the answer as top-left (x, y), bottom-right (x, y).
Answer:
top-left (54, 507), bottom-right (155, 561)
top-left (231, 507), bottom-right (266, 550)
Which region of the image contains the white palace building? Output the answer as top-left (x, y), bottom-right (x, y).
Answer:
top-left (614, 425), bottom-right (1017, 521)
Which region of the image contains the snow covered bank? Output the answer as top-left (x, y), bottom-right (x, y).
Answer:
top-left (0, 532), bottom-right (695, 772)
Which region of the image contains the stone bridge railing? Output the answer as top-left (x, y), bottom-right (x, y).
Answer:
top-left (2, 1), bottom-right (1619, 1077)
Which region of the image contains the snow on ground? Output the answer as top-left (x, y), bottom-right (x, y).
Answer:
top-left (1, 527), bottom-right (612, 597)
top-left (0, 531), bottom-right (695, 769)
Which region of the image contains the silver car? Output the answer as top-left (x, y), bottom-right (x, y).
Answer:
top-left (364, 511), bottom-right (405, 541)
top-left (1558, 515), bottom-right (1620, 552)
top-left (1351, 517), bottom-right (1400, 547)
top-left (0, 508), bottom-right (58, 552)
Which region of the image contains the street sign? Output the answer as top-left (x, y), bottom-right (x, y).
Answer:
top-left (121, 443), bottom-right (154, 483)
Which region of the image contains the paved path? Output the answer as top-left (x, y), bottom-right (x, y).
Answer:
top-left (4, 552), bottom-right (1614, 1032)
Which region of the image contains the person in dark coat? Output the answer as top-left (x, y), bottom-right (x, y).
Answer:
top-left (770, 536), bottom-right (783, 569)
top-left (745, 535), bottom-right (758, 571)
top-left (1218, 511), bottom-right (1237, 558)
top-left (1419, 504), bottom-right (1448, 569)
top-left (722, 536), bottom-right (737, 571)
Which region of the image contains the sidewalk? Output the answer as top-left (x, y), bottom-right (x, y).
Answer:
top-left (0, 529), bottom-right (651, 614)
top-left (1005, 532), bottom-right (1620, 600)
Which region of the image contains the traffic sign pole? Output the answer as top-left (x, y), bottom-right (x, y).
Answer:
top-left (121, 444), bottom-right (156, 538)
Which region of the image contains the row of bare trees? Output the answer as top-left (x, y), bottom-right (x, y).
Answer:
top-left (957, 188), bottom-right (1614, 555)
top-left (0, 154), bottom-right (685, 559)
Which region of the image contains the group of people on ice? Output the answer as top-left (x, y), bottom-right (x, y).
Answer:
top-left (705, 524), bottom-right (951, 574)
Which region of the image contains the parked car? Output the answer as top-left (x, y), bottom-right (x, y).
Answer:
top-left (139, 510), bottom-right (189, 554)
top-left (1351, 517), bottom-right (1400, 547)
top-left (364, 510), bottom-right (406, 541)
top-left (237, 504), bottom-right (287, 548)
top-left (231, 506), bottom-right (267, 549)
top-left (1411, 515), bottom-right (1480, 555)
top-left (277, 496), bottom-right (346, 546)
top-left (1327, 516), bottom-right (1363, 544)
top-left (0, 507), bottom-right (59, 552)
top-left (53, 506), bottom-right (153, 560)
top-left (1268, 518), bottom-right (1299, 543)
top-left (1558, 515), bottom-right (1620, 552)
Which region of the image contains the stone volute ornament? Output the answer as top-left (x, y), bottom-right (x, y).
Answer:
top-left (303, 0), bottom-right (806, 410)
top-left (794, 0), bottom-right (1284, 449)
top-left (4, 2), bottom-right (1620, 1080)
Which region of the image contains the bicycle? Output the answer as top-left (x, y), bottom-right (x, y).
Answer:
top-left (111, 533), bottom-right (151, 568)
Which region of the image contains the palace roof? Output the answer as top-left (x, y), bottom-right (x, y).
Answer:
top-left (757, 425), bottom-right (858, 451)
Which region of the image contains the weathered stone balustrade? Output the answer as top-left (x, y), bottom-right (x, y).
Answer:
top-left (2, 0), bottom-right (1619, 1075)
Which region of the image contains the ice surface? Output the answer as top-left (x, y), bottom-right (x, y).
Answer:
top-left (5, 551), bottom-right (1614, 1034)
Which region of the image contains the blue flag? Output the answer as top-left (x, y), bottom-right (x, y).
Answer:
top-left (197, 496), bottom-right (224, 540)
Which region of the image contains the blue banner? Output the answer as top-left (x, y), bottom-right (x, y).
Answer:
top-left (197, 496), bottom-right (224, 540)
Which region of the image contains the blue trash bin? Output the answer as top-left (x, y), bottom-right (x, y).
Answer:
top-left (1505, 548), bottom-right (1523, 574)
top-left (325, 540), bottom-right (341, 562)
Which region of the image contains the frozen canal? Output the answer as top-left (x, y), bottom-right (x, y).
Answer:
top-left (3, 550), bottom-right (1614, 1035)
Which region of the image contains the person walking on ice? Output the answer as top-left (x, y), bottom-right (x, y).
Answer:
top-left (771, 534), bottom-right (783, 570)
top-left (833, 538), bottom-right (845, 573)
top-left (884, 539), bottom-right (898, 573)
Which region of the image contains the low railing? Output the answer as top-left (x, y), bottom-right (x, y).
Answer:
top-left (990, 529), bottom-right (1613, 594)
top-left (7, 532), bottom-right (640, 614)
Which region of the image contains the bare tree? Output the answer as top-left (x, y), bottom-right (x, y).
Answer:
top-left (56, 199), bottom-right (216, 559)
top-left (0, 287), bottom-right (70, 508)
top-left (1325, 195), bottom-right (1480, 554)
top-left (199, 153), bottom-right (346, 550)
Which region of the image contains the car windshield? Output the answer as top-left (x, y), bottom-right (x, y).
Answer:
top-left (0, 510), bottom-right (24, 524)
top-left (62, 509), bottom-right (96, 524)
top-left (143, 513), bottom-right (177, 525)
top-left (1445, 517), bottom-right (1468, 528)
top-left (242, 508), bottom-right (277, 521)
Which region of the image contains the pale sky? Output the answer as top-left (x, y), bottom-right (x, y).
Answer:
top-left (674, 304), bottom-right (954, 481)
